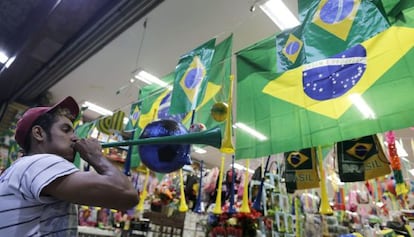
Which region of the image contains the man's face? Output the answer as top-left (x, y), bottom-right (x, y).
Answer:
top-left (45, 115), bottom-right (77, 162)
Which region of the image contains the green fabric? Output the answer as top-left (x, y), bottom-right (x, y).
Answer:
top-left (381, 0), bottom-right (414, 23)
top-left (235, 2), bottom-right (414, 159)
top-left (74, 122), bottom-right (94, 168)
top-left (182, 35), bottom-right (233, 137)
top-left (301, 0), bottom-right (390, 63)
top-left (125, 102), bottom-right (140, 131)
top-left (170, 39), bottom-right (216, 114)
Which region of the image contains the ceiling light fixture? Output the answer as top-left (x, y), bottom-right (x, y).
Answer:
top-left (0, 51), bottom-right (9, 64)
top-left (4, 56), bottom-right (16, 68)
top-left (234, 122), bottom-right (268, 141)
top-left (256, 0), bottom-right (300, 31)
top-left (82, 101), bottom-right (113, 116)
top-left (134, 70), bottom-right (168, 87)
top-left (82, 101), bottom-right (129, 125)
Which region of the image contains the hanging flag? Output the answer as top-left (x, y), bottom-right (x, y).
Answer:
top-left (337, 135), bottom-right (391, 182)
top-left (276, 26), bottom-right (305, 72)
top-left (125, 102), bottom-right (140, 131)
top-left (181, 35), bottom-right (233, 133)
top-left (302, 0), bottom-right (389, 63)
top-left (169, 39), bottom-right (216, 115)
top-left (374, 0), bottom-right (414, 24)
top-left (284, 147), bottom-right (320, 193)
top-left (235, 3), bottom-right (414, 159)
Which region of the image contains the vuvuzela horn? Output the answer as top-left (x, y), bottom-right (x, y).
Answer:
top-left (212, 155), bottom-right (225, 214)
top-left (317, 146), bottom-right (333, 215)
top-left (178, 168), bottom-right (189, 212)
top-left (220, 75), bottom-right (235, 155)
top-left (252, 155), bottom-right (271, 211)
top-left (212, 75), bottom-right (235, 215)
top-left (101, 126), bottom-right (222, 148)
top-left (136, 168), bottom-right (150, 212)
top-left (240, 159), bottom-right (251, 213)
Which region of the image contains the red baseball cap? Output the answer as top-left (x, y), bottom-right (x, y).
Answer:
top-left (15, 96), bottom-right (80, 148)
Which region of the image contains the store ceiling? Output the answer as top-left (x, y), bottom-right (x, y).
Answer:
top-left (1, 0), bottom-right (414, 170)
top-left (0, 0), bottom-right (163, 105)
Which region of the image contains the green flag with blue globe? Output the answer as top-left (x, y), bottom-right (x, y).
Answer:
top-left (169, 39), bottom-right (215, 115)
top-left (236, 0), bottom-right (414, 159)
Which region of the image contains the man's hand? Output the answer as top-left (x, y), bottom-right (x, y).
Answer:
top-left (73, 138), bottom-right (103, 164)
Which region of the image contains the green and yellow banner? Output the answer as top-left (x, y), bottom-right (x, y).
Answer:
top-left (170, 39), bottom-right (216, 115)
top-left (337, 135), bottom-right (391, 182)
top-left (284, 147), bottom-right (319, 193)
top-left (236, 1), bottom-right (414, 159)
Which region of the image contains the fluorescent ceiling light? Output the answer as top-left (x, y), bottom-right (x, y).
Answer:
top-left (5, 56), bottom-right (16, 68)
top-left (233, 163), bottom-right (254, 174)
top-left (134, 70), bottom-right (168, 87)
top-left (258, 0), bottom-right (300, 31)
top-left (83, 101), bottom-right (130, 125)
top-left (348, 93), bottom-right (376, 119)
top-left (82, 101), bottom-right (113, 116)
top-left (0, 51), bottom-right (9, 64)
top-left (234, 122), bottom-right (268, 141)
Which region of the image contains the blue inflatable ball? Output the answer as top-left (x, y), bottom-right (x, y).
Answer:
top-left (139, 119), bottom-right (192, 173)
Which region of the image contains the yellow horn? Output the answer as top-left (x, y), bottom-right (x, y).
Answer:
top-left (212, 75), bottom-right (235, 215)
top-left (317, 146), bottom-right (333, 215)
top-left (178, 168), bottom-right (189, 212)
top-left (239, 159), bottom-right (251, 213)
top-left (212, 154), bottom-right (225, 214)
top-left (220, 75), bottom-right (235, 154)
top-left (136, 168), bottom-right (150, 212)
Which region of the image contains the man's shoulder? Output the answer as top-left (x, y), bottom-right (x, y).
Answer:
top-left (19, 153), bottom-right (66, 163)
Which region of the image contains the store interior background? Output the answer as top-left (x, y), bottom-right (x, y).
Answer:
top-left (1, 0), bottom-right (414, 174)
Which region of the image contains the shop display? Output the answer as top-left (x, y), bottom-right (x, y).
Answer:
top-left (1, 2), bottom-right (414, 237)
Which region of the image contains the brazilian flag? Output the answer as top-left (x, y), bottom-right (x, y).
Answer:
top-left (236, 1), bottom-right (414, 159)
top-left (169, 39), bottom-right (215, 115)
top-left (337, 135), bottom-right (391, 182)
top-left (276, 26), bottom-right (305, 72)
top-left (125, 102), bottom-right (141, 131)
top-left (181, 35), bottom-right (233, 134)
top-left (125, 101), bottom-right (142, 169)
top-left (284, 147), bottom-right (319, 193)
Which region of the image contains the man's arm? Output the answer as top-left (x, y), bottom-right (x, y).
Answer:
top-left (42, 138), bottom-right (138, 210)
